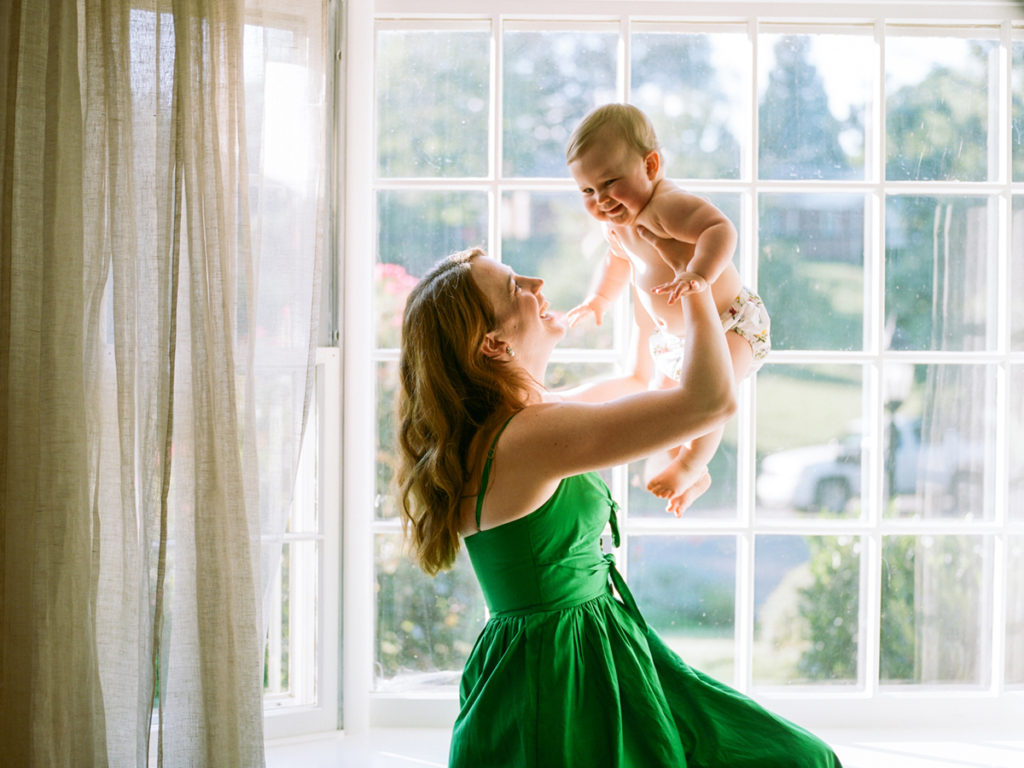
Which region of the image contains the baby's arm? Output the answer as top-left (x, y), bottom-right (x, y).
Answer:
top-left (648, 191), bottom-right (737, 303)
top-left (566, 244), bottom-right (632, 328)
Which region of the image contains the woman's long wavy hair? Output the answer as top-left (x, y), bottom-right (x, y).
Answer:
top-left (396, 248), bottom-right (531, 575)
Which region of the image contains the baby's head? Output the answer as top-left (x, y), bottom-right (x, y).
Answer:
top-left (566, 103), bottom-right (663, 179)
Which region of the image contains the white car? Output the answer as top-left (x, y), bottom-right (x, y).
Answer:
top-left (756, 419), bottom-right (923, 514)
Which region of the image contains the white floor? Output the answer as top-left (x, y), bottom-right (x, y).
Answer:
top-left (266, 728), bottom-right (1024, 768)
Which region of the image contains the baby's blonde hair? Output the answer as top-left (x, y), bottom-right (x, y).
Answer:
top-left (566, 103), bottom-right (661, 168)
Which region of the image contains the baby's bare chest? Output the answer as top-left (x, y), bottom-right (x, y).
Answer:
top-left (611, 225), bottom-right (692, 291)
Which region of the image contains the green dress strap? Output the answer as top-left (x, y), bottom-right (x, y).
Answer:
top-left (473, 413), bottom-right (518, 532)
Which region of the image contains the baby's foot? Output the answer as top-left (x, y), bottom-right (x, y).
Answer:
top-left (647, 458), bottom-right (709, 514)
top-left (665, 471), bottom-right (712, 517)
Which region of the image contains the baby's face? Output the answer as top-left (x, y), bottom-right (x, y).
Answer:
top-left (568, 129), bottom-right (658, 227)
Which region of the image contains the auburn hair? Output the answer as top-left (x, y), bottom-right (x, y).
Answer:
top-left (396, 248), bottom-right (531, 574)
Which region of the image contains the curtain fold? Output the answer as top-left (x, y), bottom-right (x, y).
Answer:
top-left (1, 0), bottom-right (106, 764)
top-left (0, 0), bottom-right (324, 764)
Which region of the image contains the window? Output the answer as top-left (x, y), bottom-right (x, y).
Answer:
top-left (241, 1), bottom-right (338, 740)
top-left (321, 0), bottom-right (1024, 737)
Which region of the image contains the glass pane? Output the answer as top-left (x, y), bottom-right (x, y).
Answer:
top-left (1011, 366), bottom-right (1024, 522)
top-left (375, 534), bottom-right (486, 691)
top-left (545, 361), bottom-right (617, 392)
top-left (755, 364), bottom-right (864, 519)
top-left (1012, 43), bottom-right (1024, 181)
top-left (886, 36), bottom-right (995, 181)
top-left (503, 28), bottom-right (617, 178)
top-left (627, 536), bottom-right (736, 683)
top-left (376, 190), bottom-right (488, 346)
top-left (759, 34), bottom-right (871, 180)
top-left (1008, 536), bottom-right (1024, 686)
top-left (264, 540), bottom-right (318, 703)
top-left (883, 364), bottom-right (995, 520)
top-left (880, 535), bottom-right (990, 686)
top-left (885, 196), bottom-right (994, 351)
top-left (628, 419), bottom-right (738, 519)
top-left (376, 361), bottom-right (399, 520)
top-left (759, 193), bottom-right (865, 350)
top-left (753, 535), bottom-right (860, 685)
top-left (376, 29), bottom-right (489, 177)
top-left (632, 31), bottom-right (747, 179)
top-left (286, 381), bottom-right (319, 533)
top-left (501, 191), bottom-right (615, 350)
top-left (1014, 197), bottom-right (1024, 350)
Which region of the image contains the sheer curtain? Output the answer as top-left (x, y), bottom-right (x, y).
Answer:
top-left (0, 0), bottom-right (325, 764)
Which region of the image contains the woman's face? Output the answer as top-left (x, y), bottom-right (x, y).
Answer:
top-left (469, 256), bottom-right (565, 363)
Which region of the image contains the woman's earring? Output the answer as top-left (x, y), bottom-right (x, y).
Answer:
top-left (506, 345), bottom-right (516, 359)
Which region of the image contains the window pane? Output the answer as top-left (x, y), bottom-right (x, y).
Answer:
top-left (546, 361), bottom-right (617, 392)
top-left (264, 540), bottom-right (318, 705)
top-left (376, 361), bottom-right (400, 520)
top-left (375, 534), bottom-right (486, 691)
top-left (759, 34), bottom-right (871, 180)
top-left (632, 31), bottom-right (747, 179)
top-left (503, 28), bottom-right (617, 177)
top-left (885, 196), bottom-right (994, 351)
top-left (1014, 197), bottom-right (1024, 350)
top-left (759, 193), bottom-right (865, 351)
top-left (628, 536), bottom-right (736, 683)
top-left (753, 535), bottom-right (860, 685)
top-left (1013, 43), bottom-right (1024, 181)
top-left (756, 364), bottom-right (864, 519)
top-left (1008, 536), bottom-right (1024, 685)
top-left (881, 535), bottom-right (990, 686)
top-left (886, 36), bottom-right (995, 181)
top-left (706, 193), bottom-right (743, 268)
top-left (627, 419), bottom-right (738, 519)
top-left (376, 29), bottom-right (489, 177)
top-left (1011, 366), bottom-right (1024, 522)
top-left (501, 191), bottom-right (615, 350)
top-left (884, 363), bottom-right (995, 520)
top-left (376, 190), bottom-right (488, 345)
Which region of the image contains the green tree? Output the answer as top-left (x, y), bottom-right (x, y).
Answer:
top-left (759, 36), bottom-right (851, 179)
top-left (502, 31), bottom-right (618, 178)
top-left (376, 30), bottom-right (489, 178)
top-left (631, 33), bottom-right (743, 178)
top-left (797, 537), bottom-right (859, 681)
top-left (885, 43), bottom-right (993, 181)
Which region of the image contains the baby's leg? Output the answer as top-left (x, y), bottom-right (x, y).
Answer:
top-left (647, 332), bottom-right (754, 515)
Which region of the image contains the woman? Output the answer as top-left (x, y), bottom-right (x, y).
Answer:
top-left (397, 234), bottom-right (842, 767)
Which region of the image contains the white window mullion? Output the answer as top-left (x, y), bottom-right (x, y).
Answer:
top-left (342, 0), bottom-right (377, 736)
top-left (492, 14), bottom-right (503, 258)
top-left (734, 528), bottom-right (755, 693)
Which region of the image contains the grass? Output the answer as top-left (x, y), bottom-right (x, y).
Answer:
top-left (755, 369), bottom-right (863, 456)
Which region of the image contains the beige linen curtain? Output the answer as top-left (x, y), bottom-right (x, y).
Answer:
top-left (0, 0), bottom-right (325, 765)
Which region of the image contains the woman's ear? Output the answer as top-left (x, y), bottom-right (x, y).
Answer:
top-left (644, 150), bottom-right (661, 179)
top-left (480, 332), bottom-right (506, 360)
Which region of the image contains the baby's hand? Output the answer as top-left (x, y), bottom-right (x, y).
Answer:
top-left (653, 270), bottom-right (708, 305)
top-left (566, 295), bottom-right (609, 328)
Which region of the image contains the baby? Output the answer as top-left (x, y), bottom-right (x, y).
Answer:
top-left (566, 103), bottom-right (770, 516)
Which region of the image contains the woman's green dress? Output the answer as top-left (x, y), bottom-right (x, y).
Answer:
top-left (450, 422), bottom-right (842, 767)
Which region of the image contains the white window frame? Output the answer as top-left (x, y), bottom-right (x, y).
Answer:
top-left (317, 0), bottom-right (1024, 741)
